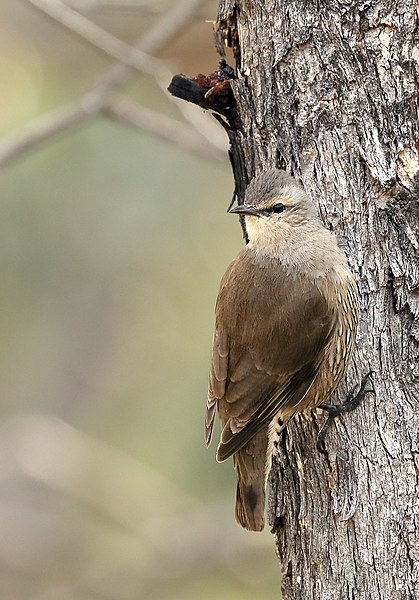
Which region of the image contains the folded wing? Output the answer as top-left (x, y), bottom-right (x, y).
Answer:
top-left (205, 250), bottom-right (336, 461)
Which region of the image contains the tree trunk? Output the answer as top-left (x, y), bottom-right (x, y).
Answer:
top-left (216, 1), bottom-right (419, 598)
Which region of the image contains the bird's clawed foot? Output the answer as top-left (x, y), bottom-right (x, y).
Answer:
top-left (317, 371), bottom-right (375, 454)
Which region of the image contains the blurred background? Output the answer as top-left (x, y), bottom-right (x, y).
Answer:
top-left (0, 1), bottom-right (280, 598)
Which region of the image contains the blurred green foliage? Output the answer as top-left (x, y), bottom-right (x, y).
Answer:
top-left (0, 1), bottom-right (280, 598)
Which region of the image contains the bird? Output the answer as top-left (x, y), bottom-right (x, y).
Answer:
top-left (205, 168), bottom-right (359, 531)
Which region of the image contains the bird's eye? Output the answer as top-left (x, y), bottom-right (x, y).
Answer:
top-left (271, 203), bottom-right (285, 214)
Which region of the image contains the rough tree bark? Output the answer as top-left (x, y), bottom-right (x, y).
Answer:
top-left (214, 1), bottom-right (419, 599)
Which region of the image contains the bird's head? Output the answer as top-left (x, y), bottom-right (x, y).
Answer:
top-left (229, 169), bottom-right (320, 252)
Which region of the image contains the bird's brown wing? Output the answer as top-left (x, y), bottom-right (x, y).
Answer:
top-left (205, 250), bottom-right (336, 461)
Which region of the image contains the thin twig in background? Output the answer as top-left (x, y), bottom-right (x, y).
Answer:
top-left (84, 0), bottom-right (209, 99)
top-left (25, 0), bottom-right (225, 149)
top-left (0, 0), bottom-right (211, 167)
top-left (105, 95), bottom-right (225, 161)
top-left (0, 97), bottom-right (100, 166)
top-left (66, 0), bottom-right (166, 11)
top-left (26, 0), bottom-right (170, 78)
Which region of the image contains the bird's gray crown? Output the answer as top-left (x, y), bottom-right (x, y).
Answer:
top-left (244, 168), bottom-right (305, 207)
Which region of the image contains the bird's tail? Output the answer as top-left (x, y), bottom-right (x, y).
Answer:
top-left (233, 428), bottom-right (269, 532)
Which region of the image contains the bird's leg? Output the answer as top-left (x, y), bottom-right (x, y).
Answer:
top-left (317, 372), bottom-right (374, 453)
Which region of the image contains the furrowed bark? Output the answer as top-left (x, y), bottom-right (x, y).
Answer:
top-left (217, 1), bottom-right (419, 598)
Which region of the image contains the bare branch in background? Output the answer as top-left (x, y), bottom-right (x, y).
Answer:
top-left (0, 0), bottom-right (213, 167)
top-left (105, 95), bottom-right (226, 161)
top-left (66, 0), bottom-right (168, 13)
top-left (0, 97), bottom-right (99, 166)
top-left (26, 0), bottom-right (170, 78)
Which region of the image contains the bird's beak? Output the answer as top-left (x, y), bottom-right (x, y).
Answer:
top-left (228, 204), bottom-right (261, 217)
